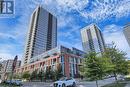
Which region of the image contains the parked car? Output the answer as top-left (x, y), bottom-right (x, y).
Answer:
top-left (5, 80), bottom-right (22, 86)
top-left (0, 79), bottom-right (2, 83)
top-left (118, 75), bottom-right (125, 81)
top-left (14, 80), bottom-right (23, 86)
top-left (5, 80), bottom-right (13, 84)
top-left (53, 77), bottom-right (76, 87)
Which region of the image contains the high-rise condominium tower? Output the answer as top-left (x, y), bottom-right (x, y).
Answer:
top-left (80, 24), bottom-right (105, 53)
top-left (0, 0), bottom-right (3, 13)
top-left (123, 22), bottom-right (130, 47)
top-left (23, 6), bottom-right (57, 65)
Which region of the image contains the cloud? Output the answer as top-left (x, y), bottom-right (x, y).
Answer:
top-left (0, 44), bottom-right (23, 60)
top-left (43, 0), bottom-right (89, 13)
top-left (0, 32), bottom-right (15, 39)
top-left (0, 53), bottom-right (22, 61)
top-left (0, 0), bottom-right (32, 60)
top-left (103, 24), bottom-right (122, 33)
top-left (55, 0), bottom-right (88, 12)
top-left (41, 0), bottom-right (130, 26)
top-left (79, 0), bottom-right (130, 22)
top-left (0, 53), bottom-right (14, 60)
top-left (103, 24), bottom-right (130, 58)
top-left (57, 15), bottom-right (75, 29)
top-left (37, 0), bottom-right (130, 23)
top-left (58, 22), bottom-right (83, 50)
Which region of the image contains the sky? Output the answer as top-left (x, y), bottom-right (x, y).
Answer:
top-left (0, 0), bottom-right (130, 61)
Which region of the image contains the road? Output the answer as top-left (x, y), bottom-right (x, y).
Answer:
top-left (0, 77), bottom-right (129, 87)
top-left (22, 78), bottom-right (118, 87)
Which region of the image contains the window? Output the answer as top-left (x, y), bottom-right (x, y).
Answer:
top-left (61, 56), bottom-right (64, 62)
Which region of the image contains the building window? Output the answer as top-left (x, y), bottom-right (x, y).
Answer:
top-left (53, 58), bottom-right (56, 64)
top-left (61, 56), bottom-right (64, 63)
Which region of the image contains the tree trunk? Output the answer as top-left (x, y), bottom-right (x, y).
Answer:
top-left (96, 80), bottom-right (98, 87)
top-left (114, 75), bottom-right (117, 81)
top-left (114, 73), bottom-right (119, 86)
top-left (114, 73), bottom-right (118, 81)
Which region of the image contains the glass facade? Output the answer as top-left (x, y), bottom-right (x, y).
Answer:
top-left (81, 24), bottom-right (105, 53)
top-left (24, 6), bottom-right (57, 65)
top-left (123, 23), bottom-right (130, 47)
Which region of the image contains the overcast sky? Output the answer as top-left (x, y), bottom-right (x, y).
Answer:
top-left (0, 0), bottom-right (130, 61)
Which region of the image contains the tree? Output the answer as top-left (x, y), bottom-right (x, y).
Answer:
top-left (22, 72), bottom-right (30, 80)
top-left (81, 52), bottom-right (106, 87)
top-left (45, 67), bottom-right (51, 80)
top-left (54, 64), bottom-right (63, 80)
top-left (13, 74), bottom-right (21, 79)
top-left (38, 70), bottom-right (45, 81)
top-left (0, 63), bottom-right (2, 72)
top-left (104, 43), bottom-right (129, 82)
top-left (6, 73), bottom-right (12, 80)
top-left (128, 61), bottom-right (130, 74)
top-left (30, 70), bottom-right (37, 81)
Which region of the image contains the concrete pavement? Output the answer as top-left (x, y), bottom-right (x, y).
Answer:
top-left (77, 77), bottom-right (116, 87)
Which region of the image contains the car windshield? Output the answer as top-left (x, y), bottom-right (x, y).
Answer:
top-left (59, 77), bottom-right (67, 81)
top-left (17, 80), bottom-right (21, 81)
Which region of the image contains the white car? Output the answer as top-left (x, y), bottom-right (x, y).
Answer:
top-left (53, 77), bottom-right (76, 87)
top-left (0, 79), bottom-right (2, 83)
top-left (14, 80), bottom-right (23, 86)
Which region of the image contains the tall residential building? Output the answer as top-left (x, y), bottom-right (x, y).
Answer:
top-left (80, 24), bottom-right (105, 53)
top-left (123, 23), bottom-right (130, 47)
top-left (0, 0), bottom-right (2, 13)
top-left (23, 6), bottom-right (57, 65)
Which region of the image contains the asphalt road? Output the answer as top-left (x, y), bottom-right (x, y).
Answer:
top-left (1, 78), bottom-right (129, 87)
top-left (21, 78), bottom-right (117, 87)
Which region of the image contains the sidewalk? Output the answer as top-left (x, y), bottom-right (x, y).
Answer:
top-left (77, 77), bottom-right (116, 87)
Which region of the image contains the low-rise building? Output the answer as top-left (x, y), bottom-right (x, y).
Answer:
top-left (15, 46), bottom-right (85, 78)
top-left (0, 60), bottom-right (21, 80)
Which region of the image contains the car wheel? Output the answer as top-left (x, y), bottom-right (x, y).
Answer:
top-left (72, 82), bottom-right (76, 87)
top-left (54, 83), bottom-right (58, 87)
top-left (62, 83), bottom-right (66, 87)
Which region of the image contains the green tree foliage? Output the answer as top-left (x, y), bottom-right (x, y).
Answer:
top-left (104, 43), bottom-right (129, 81)
top-left (0, 63), bottom-right (2, 71)
top-left (45, 67), bottom-right (51, 80)
top-left (82, 52), bottom-right (106, 87)
top-left (38, 70), bottom-right (45, 82)
top-left (44, 64), bottom-right (63, 81)
top-left (13, 74), bottom-right (21, 79)
top-left (54, 64), bottom-right (63, 80)
top-left (80, 43), bottom-right (129, 87)
top-left (22, 72), bottom-right (30, 80)
top-left (30, 70), bottom-right (37, 80)
top-left (128, 61), bottom-right (130, 74)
